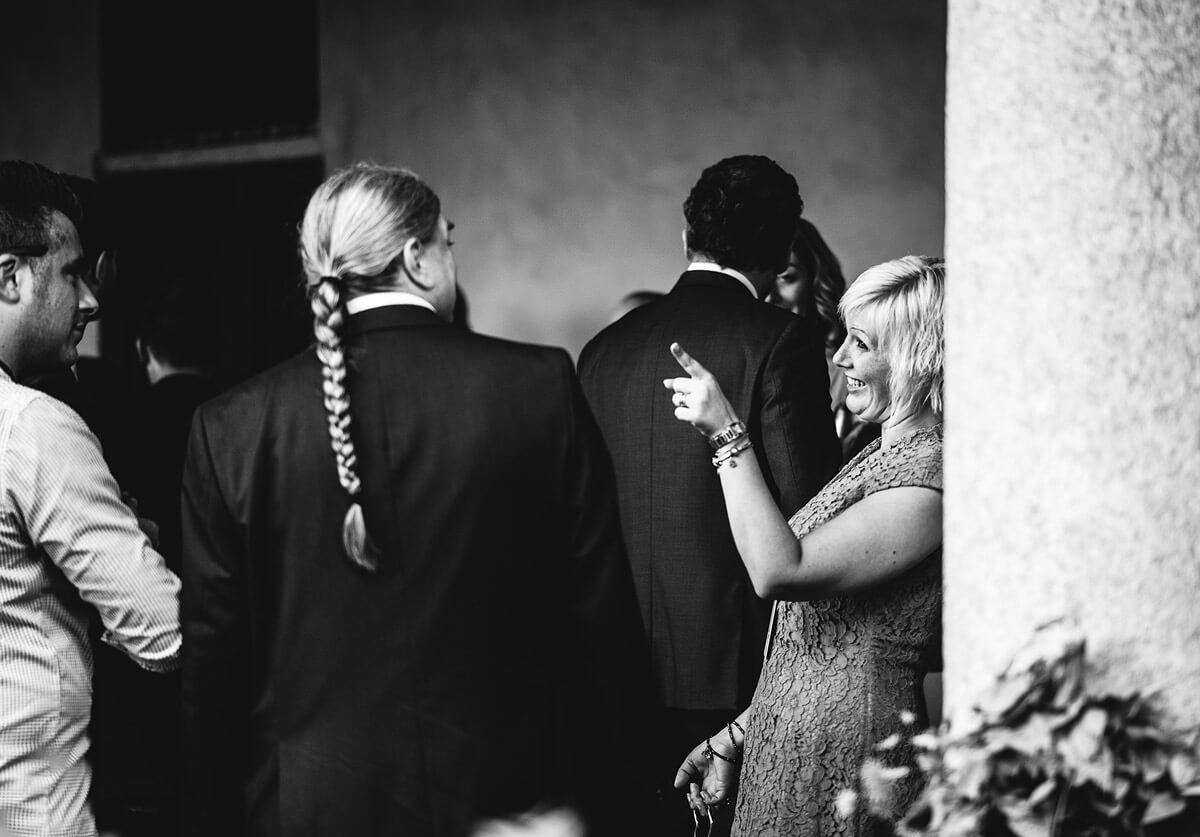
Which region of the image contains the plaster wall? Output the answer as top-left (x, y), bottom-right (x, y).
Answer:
top-left (320, 0), bottom-right (947, 355)
top-left (945, 0), bottom-right (1200, 724)
top-left (1, 3), bottom-right (946, 358)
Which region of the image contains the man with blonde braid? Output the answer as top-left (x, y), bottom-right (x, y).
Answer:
top-left (180, 163), bottom-right (654, 837)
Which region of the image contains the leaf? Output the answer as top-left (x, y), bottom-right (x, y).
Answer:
top-left (911, 732), bottom-right (941, 751)
top-left (1074, 745), bottom-right (1116, 793)
top-left (1065, 708), bottom-right (1108, 760)
top-left (1124, 722), bottom-right (1170, 744)
top-left (1058, 707), bottom-right (1113, 790)
top-left (1141, 791), bottom-right (1187, 824)
top-left (878, 733), bottom-right (902, 751)
top-left (1028, 778), bottom-right (1060, 807)
top-left (1085, 784), bottom-right (1123, 817)
top-left (997, 796), bottom-right (1053, 837)
top-left (1004, 619), bottom-right (1086, 680)
top-left (1135, 743), bottom-right (1170, 783)
top-left (834, 788), bottom-right (858, 820)
top-left (942, 745), bottom-right (991, 799)
top-left (1169, 751), bottom-right (1199, 788)
top-left (977, 669), bottom-right (1041, 723)
top-left (1005, 711), bottom-right (1061, 757)
top-left (861, 758), bottom-right (897, 814)
top-left (1112, 774), bottom-right (1131, 800)
top-left (935, 807), bottom-right (985, 837)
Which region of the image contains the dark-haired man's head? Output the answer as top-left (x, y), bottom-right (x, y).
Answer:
top-left (682, 155), bottom-right (803, 289)
top-left (58, 173), bottom-right (117, 300)
top-left (0, 162), bottom-right (98, 379)
top-left (135, 276), bottom-right (214, 384)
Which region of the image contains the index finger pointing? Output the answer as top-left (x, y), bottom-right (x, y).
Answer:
top-left (670, 342), bottom-right (707, 378)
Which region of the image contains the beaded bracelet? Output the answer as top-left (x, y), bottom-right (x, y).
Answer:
top-left (726, 721), bottom-right (744, 754)
top-left (703, 736), bottom-right (739, 764)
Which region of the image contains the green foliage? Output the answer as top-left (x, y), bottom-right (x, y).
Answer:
top-left (858, 621), bottom-right (1200, 836)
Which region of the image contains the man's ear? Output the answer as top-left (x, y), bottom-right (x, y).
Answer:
top-left (96, 249), bottom-right (116, 291)
top-left (0, 254), bottom-right (22, 303)
top-left (401, 236), bottom-right (432, 290)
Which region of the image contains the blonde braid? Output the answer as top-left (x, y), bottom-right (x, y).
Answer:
top-left (311, 274), bottom-right (378, 570)
top-left (299, 162), bottom-right (442, 571)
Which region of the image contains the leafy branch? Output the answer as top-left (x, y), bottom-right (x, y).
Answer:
top-left (855, 620), bottom-right (1200, 836)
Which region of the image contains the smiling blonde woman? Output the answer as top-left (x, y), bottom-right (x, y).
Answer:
top-left (667, 255), bottom-right (945, 837)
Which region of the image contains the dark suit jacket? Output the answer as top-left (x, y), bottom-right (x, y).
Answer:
top-left (181, 305), bottom-right (652, 837)
top-left (132, 373), bottom-right (219, 572)
top-left (578, 270), bottom-right (839, 711)
top-left (90, 373), bottom-right (217, 825)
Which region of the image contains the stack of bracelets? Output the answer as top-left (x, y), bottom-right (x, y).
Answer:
top-left (708, 419), bottom-right (752, 469)
top-left (702, 719), bottom-right (746, 764)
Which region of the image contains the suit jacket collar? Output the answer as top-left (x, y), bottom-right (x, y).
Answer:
top-left (671, 269), bottom-right (762, 299)
top-left (345, 304), bottom-right (449, 337)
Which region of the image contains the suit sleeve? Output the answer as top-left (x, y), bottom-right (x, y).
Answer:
top-left (180, 408), bottom-right (250, 836)
top-left (757, 319), bottom-right (841, 515)
top-left (558, 352), bottom-right (656, 836)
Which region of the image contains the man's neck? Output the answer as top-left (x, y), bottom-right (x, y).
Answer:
top-left (686, 261), bottom-right (765, 299)
top-left (146, 355), bottom-right (203, 386)
top-left (149, 366), bottom-right (204, 386)
top-left (345, 289), bottom-right (439, 316)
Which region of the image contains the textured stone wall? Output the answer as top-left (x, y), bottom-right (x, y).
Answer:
top-left (320, 0), bottom-right (947, 355)
top-left (945, 0), bottom-right (1200, 725)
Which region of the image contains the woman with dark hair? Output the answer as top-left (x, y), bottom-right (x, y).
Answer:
top-left (771, 219), bottom-right (880, 462)
top-left (669, 256), bottom-right (945, 836)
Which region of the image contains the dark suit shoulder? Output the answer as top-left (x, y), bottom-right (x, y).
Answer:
top-left (448, 328), bottom-right (572, 369)
top-left (194, 349), bottom-right (317, 427)
top-left (581, 282), bottom-right (805, 376)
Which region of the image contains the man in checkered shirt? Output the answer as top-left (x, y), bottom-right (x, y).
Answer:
top-left (0, 161), bottom-right (181, 837)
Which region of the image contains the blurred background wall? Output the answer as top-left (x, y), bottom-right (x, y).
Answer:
top-left (0, 0), bottom-right (945, 372)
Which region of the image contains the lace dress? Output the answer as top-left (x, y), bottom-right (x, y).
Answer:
top-left (730, 425), bottom-right (943, 837)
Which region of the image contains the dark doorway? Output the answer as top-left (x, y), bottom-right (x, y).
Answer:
top-left (100, 0), bottom-right (317, 156)
top-left (100, 158), bottom-right (324, 390)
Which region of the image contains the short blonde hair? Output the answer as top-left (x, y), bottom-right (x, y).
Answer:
top-left (839, 255), bottom-right (944, 420)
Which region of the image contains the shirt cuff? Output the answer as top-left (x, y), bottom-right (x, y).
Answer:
top-left (101, 629), bottom-right (182, 673)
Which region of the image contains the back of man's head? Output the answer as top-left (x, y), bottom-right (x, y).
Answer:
top-left (0, 161), bottom-right (82, 257)
top-left (683, 155), bottom-right (803, 276)
top-left (57, 174), bottom-right (113, 273)
top-left (136, 272), bottom-right (214, 376)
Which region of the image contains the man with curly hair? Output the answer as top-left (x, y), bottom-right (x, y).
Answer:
top-left (578, 154), bottom-right (839, 835)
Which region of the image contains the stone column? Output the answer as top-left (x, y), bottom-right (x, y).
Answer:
top-left (944, 0), bottom-right (1200, 726)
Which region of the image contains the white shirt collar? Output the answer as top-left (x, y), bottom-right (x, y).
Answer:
top-left (345, 291), bottom-right (437, 315)
top-left (686, 262), bottom-right (758, 299)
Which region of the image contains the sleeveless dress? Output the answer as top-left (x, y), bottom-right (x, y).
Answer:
top-left (730, 425), bottom-right (943, 837)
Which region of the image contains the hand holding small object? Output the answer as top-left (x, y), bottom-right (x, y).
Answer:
top-left (674, 733), bottom-right (741, 819)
